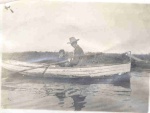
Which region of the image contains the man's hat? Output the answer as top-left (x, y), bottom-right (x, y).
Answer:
top-left (67, 37), bottom-right (79, 44)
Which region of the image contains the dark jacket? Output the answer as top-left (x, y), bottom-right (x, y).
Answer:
top-left (70, 45), bottom-right (84, 66)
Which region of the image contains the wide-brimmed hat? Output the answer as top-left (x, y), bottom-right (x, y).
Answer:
top-left (67, 37), bottom-right (79, 44)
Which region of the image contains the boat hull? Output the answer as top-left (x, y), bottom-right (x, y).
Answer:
top-left (2, 62), bottom-right (131, 78)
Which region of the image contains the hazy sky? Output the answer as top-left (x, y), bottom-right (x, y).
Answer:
top-left (2, 0), bottom-right (150, 53)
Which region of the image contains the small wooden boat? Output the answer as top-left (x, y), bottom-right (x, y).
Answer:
top-left (2, 61), bottom-right (131, 78)
top-left (2, 51), bottom-right (132, 78)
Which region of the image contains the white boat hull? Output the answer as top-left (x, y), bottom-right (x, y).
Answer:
top-left (2, 61), bottom-right (131, 78)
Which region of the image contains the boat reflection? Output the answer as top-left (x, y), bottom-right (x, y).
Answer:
top-left (41, 73), bottom-right (131, 110)
top-left (55, 91), bottom-right (86, 111)
top-left (2, 71), bottom-right (131, 111)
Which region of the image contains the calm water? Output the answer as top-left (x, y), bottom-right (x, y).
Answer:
top-left (1, 70), bottom-right (149, 113)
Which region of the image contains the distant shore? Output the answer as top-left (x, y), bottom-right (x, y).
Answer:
top-left (2, 51), bottom-right (150, 69)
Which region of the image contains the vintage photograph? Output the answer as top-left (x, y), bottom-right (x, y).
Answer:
top-left (1, 0), bottom-right (150, 113)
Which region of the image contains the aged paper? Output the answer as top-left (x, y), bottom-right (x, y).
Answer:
top-left (0, 0), bottom-right (150, 113)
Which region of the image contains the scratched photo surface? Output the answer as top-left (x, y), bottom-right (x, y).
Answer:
top-left (1, 0), bottom-right (150, 113)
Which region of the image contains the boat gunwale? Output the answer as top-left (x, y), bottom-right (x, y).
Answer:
top-left (47, 62), bottom-right (131, 69)
top-left (3, 62), bottom-right (131, 70)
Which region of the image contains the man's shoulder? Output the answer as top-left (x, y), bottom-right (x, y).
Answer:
top-left (76, 45), bottom-right (83, 50)
top-left (75, 45), bottom-right (84, 54)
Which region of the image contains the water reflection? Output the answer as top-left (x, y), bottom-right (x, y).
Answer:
top-left (33, 73), bottom-right (131, 110)
top-left (71, 95), bottom-right (86, 111)
top-left (2, 72), bottom-right (132, 111)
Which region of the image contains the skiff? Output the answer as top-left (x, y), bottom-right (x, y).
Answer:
top-left (2, 60), bottom-right (131, 78)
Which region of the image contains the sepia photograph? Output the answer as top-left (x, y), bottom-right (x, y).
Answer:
top-left (0, 0), bottom-right (150, 113)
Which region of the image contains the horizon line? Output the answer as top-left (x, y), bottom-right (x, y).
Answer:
top-left (2, 51), bottom-right (150, 54)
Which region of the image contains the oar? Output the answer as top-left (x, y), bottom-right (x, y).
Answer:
top-left (42, 65), bottom-right (50, 75)
top-left (14, 60), bottom-right (68, 74)
top-left (42, 60), bottom-right (68, 76)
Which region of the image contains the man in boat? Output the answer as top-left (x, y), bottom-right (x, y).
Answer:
top-left (67, 37), bottom-right (84, 67)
